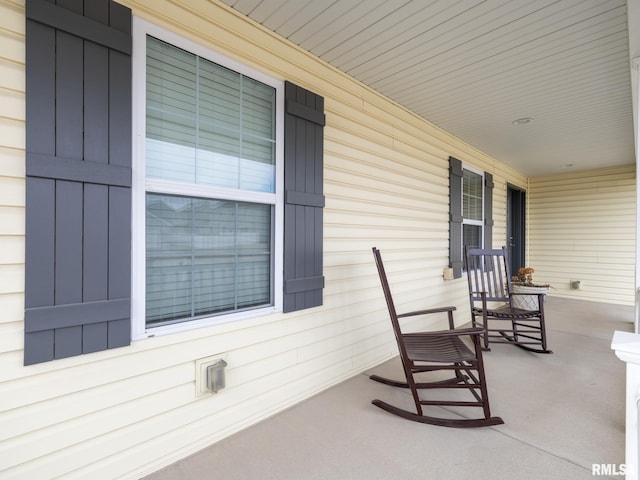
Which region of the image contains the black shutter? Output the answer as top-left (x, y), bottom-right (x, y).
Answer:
top-left (24, 0), bottom-right (132, 365)
top-left (448, 157), bottom-right (463, 279)
top-left (283, 82), bottom-right (325, 312)
top-left (484, 172), bottom-right (494, 249)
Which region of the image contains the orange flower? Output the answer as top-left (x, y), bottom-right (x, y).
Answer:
top-left (516, 267), bottom-right (535, 283)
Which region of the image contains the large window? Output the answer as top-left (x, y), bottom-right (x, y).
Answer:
top-left (133, 21), bottom-right (284, 335)
top-left (23, 6), bottom-right (323, 364)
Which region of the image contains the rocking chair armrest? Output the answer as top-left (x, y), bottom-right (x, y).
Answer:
top-left (397, 306), bottom-right (456, 318)
top-left (403, 327), bottom-right (484, 339)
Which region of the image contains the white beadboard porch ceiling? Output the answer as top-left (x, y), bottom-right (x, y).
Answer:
top-left (218, 0), bottom-right (634, 177)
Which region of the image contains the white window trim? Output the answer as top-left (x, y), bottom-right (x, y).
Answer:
top-left (131, 17), bottom-right (284, 340)
top-left (461, 164), bottom-right (485, 252)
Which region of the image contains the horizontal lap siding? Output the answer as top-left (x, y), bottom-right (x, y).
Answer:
top-left (0, 0), bottom-right (26, 373)
top-left (529, 166), bottom-right (635, 305)
top-left (0, 0), bottom-right (30, 474)
top-left (0, 0), bottom-right (529, 479)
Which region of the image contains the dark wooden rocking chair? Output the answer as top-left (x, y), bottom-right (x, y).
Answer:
top-left (464, 246), bottom-right (552, 354)
top-left (370, 247), bottom-right (503, 428)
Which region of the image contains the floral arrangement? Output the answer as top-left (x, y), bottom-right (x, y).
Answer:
top-left (512, 267), bottom-right (550, 288)
top-left (513, 267), bottom-right (535, 285)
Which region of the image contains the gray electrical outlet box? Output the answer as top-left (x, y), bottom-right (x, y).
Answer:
top-left (206, 359), bottom-right (228, 393)
top-left (195, 355), bottom-right (228, 397)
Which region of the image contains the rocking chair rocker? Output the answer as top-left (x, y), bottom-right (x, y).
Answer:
top-left (370, 247), bottom-right (503, 428)
top-left (464, 246), bottom-right (552, 354)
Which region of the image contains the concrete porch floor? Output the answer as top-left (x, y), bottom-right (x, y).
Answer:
top-left (145, 297), bottom-right (633, 480)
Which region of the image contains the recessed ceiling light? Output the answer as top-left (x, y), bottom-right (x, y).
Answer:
top-left (511, 117), bottom-right (533, 125)
top-left (560, 163), bottom-right (574, 168)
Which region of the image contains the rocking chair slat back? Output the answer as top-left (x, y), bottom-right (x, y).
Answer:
top-left (466, 247), bottom-right (512, 302)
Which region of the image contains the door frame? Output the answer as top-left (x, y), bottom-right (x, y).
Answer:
top-left (507, 184), bottom-right (526, 277)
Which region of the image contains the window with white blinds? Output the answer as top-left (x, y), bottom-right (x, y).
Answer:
top-left (146, 36), bottom-right (275, 192)
top-left (143, 35), bottom-right (277, 327)
top-left (462, 169), bottom-right (484, 250)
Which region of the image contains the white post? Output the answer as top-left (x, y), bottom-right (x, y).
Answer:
top-left (628, 0), bottom-right (640, 333)
top-left (634, 52), bottom-right (640, 334)
top-left (612, 330), bottom-right (640, 479)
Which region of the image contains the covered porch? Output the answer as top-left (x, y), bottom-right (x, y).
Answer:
top-left (146, 297), bottom-right (632, 480)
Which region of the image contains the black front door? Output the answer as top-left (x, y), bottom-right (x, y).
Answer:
top-left (507, 185), bottom-right (526, 277)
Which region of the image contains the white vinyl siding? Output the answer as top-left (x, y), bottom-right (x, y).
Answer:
top-left (0, 1), bottom-right (633, 480)
top-left (0, 0), bottom-right (26, 361)
top-left (529, 166), bottom-right (635, 305)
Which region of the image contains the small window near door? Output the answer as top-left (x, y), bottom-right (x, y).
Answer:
top-left (462, 169), bottom-right (484, 250)
top-left (448, 157), bottom-right (493, 278)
